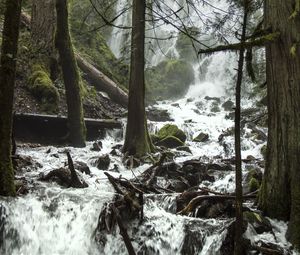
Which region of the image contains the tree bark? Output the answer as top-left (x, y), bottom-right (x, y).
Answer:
top-left (55, 0), bottom-right (86, 147)
top-left (31, 0), bottom-right (58, 80)
top-left (234, 1), bottom-right (249, 254)
top-left (0, 0), bottom-right (22, 196)
top-left (123, 0), bottom-right (153, 157)
top-left (259, 0), bottom-right (300, 249)
top-left (31, 0), bottom-right (56, 53)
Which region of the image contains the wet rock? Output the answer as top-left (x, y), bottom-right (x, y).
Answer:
top-left (167, 179), bottom-right (189, 192)
top-left (186, 98), bottom-right (194, 103)
top-left (171, 103), bottom-right (180, 108)
top-left (74, 161), bottom-right (91, 175)
top-left (90, 141), bottom-right (102, 151)
top-left (176, 146), bottom-right (192, 154)
top-left (15, 178), bottom-right (29, 195)
top-left (193, 132), bottom-right (209, 142)
top-left (204, 96), bottom-right (221, 103)
top-left (146, 106), bottom-right (174, 122)
top-left (243, 211), bottom-right (272, 234)
top-left (211, 104), bottom-right (221, 113)
top-left (243, 168), bottom-right (263, 194)
top-left (156, 136), bottom-right (184, 149)
top-left (12, 155), bottom-right (42, 174)
top-left (96, 154), bottom-right (111, 170)
top-left (110, 148), bottom-right (121, 156)
top-left (157, 124), bottom-right (187, 143)
top-left (222, 100), bottom-right (234, 111)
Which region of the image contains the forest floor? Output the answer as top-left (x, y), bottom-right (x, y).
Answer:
top-left (13, 76), bottom-right (125, 120)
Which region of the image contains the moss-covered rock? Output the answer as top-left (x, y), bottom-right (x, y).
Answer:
top-left (249, 177), bottom-right (260, 192)
top-left (156, 136), bottom-right (184, 149)
top-left (145, 59), bottom-right (195, 101)
top-left (158, 124), bottom-right (187, 143)
top-left (28, 65), bottom-right (59, 112)
top-left (243, 211), bottom-right (272, 234)
top-left (193, 132), bottom-right (209, 142)
top-left (261, 144), bottom-right (267, 160)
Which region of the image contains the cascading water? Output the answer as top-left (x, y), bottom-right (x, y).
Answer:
top-left (1, 0), bottom-right (297, 254)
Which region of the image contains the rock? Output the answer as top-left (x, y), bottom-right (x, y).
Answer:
top-left (243, 211), bottom-right (272, 234)
top-left (176, 146), bottom-right (192, 154)
top-left (157, 124), bottom-right (187, 143)
top-left (193, 132), bottom-right (209, 142)
top-left (260, 145), bottom-right (267, 160)
top-left (150, 134), bottom-right (160, 144)
top-left (243, 168), bottom-right (263, 194)
top-left (222, 100), bottom-right (234, 111)
top-left (180, 221), bottom-right (204, 254)
top-left (211, 104), bottom-right (221, 113)
top-left (96, 154), bottom-right (111, 170)
top-left (90, 141), bottom-right (102, 151)
top-left (204, 96), bottom-right (221, 103)
top-left (156, 136), bottom-right (184, 149)
top-left (74, 161), bottom-right (91, 175)
top-left (146, 106), bottom-right (174, 122)
top-left (12, 155), bottom-right (42, 174)
top-left (171, 103), bottom-right (180, 108)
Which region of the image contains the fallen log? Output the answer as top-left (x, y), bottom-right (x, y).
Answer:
top-left (178, 194), bottom-right (257, 215)
top-left (20, 12), bottom-right (128, 107)
top-left (13, 113), bottom-right (122, 144)
top-left (76, 54), bottom-right (128, 107)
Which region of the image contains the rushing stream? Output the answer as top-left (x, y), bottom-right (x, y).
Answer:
top-left (0, 0), bottom-right (298, 254)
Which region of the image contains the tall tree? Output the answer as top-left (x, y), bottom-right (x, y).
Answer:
top-left (259, 0), bottom-right (300, 249)
top-left (234, 1), bottom-right (249, 254)
top-left (0, 0), bottom-right (22, 196)
top-left (55, 0), bottom-right (86, 147)
top-left (123, 0), bottom-right (153, 157)
top-left (31, 0), bottom-right (58, 80)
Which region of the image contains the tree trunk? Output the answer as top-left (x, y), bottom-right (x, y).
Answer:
top-left (55, 0), bottom-right (86, 147)
top-left (123, 0), bottom-right (153, 157)
top-left (31, 0), bottom-right (58, 80)
top-left (0, 0), bottom-right (22, 196)
top-left (31, 0), bottom-right (56, 53)
top-left (259, 0), bottom-right (300, 249)
top-left (234, 1), bottom-right (249, 254)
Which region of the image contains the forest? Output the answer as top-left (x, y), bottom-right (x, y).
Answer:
top-left (0, 0), bottom-right (299, 254)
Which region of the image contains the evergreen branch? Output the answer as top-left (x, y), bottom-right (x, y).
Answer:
top-left (198, 32), bottom-right (280, 55)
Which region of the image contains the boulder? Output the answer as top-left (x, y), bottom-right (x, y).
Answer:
top-left (146, 106), bottom-right (174, 122)
top-left (156, 136), bottom-right (184, 149)
top-left (193, 132), bottom-right (209, 142)
top-left (96, 154), bottom-right (111, 170)
top-left (176, 146), bottom-right (192, 154)
top-left (157, 124), bottom-right (187, 143)
top-left (204, 96), bottom-right (221, 103)
top-left (74, 161), bottom-right (91, 175)
top-left (222, 100), bottom-right (234, 111)
top-left (243, 211), bottom-right (272, 234)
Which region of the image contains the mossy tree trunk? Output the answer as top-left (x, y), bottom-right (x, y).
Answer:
top-left (123, 0), bottom-right (153, 157)
top-left (31, 0), bottom-right (58, 80)
top-left (0, 0), bottom-right (22, 196)
top-left (259, 0), bottom-right (300, 249)
top-left (55, 0), bottom-right (86, 147)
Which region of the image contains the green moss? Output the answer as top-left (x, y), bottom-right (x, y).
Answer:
top-left (157, 124), bottom-right (187, 143)
top-left (261, 145), bottom-right (267, 160)
top-left (28, 66), bottom-right (59, 112)
top-left (145, 59), bottom-right (194, 101)
top-left (249, 177), bottom-right (260, 192)
top-left (69, 0), bottom-right (129, 92)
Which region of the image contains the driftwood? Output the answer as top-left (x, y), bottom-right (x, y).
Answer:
top-left (178, 194), bottom-right (257, 215)
top-left (20, 12), bottom-right (128, 107)
top-left (40, 152), bottom-right (88, 188)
